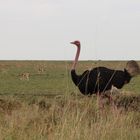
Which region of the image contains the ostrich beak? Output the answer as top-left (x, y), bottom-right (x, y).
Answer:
top-left (70, 42), bottom-right (74, 44)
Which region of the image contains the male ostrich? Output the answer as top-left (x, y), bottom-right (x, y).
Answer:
top-left (70, 40), bottom-right (140, 103)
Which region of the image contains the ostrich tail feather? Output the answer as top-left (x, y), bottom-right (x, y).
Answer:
top-left (125, 60), bottom-right (140, 76)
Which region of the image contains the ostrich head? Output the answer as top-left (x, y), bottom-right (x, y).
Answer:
top-left (70, 40), bottom-right (81, 47)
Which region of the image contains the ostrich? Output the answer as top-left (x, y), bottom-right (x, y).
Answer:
top-left (70, 40), bottom-right (140, 105)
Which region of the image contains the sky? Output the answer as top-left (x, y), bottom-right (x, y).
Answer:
top-left (0, 0), bottom-right (140, 60)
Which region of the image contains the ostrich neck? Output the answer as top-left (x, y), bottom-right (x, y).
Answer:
top-left (71, 45), bottom-right (81, 70)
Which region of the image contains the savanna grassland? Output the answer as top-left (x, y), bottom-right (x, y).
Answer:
top-left (0, 61), bottom-right (140, 140)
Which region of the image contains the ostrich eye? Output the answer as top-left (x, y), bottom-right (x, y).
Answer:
top-left (75, 41), bottom-right (80, 45)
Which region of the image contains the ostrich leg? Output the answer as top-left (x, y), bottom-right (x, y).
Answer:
top-left (97, 92), bottom-right (104, 109)
top-left (105, 94), bottom-right (117, 110)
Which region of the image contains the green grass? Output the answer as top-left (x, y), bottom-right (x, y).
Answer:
top-left (0, 60), bottom-right (140, 95)
top-left (0, 60), bottom-right (139, 140)
top-left (0, 61), bottom-right (74, 95)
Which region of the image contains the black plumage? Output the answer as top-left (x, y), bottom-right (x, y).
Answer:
top-left (70, 40), bottom-right (140, 96)
top-left (71, 67), bottom-right (131, 95)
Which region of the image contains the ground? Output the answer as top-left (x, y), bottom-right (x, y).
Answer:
top-left (0, 61), bottom-right (139, 140)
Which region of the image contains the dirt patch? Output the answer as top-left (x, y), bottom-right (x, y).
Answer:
top-left (0, 99), bottom-right (22, 115)
top-left (115, 95), bottom-right (140, 112)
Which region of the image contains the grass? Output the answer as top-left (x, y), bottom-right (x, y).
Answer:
top-left (0, 60), bottom-right (140, 95)
top-left (0, 95), bottom-right (139, 140)
top-left (0, 61), bottom-right (72, 95)
top-left (0, 60), bottom-right (139, 140)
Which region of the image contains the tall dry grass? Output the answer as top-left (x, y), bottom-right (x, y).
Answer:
top-left (0, 95), bottom-right (139, 140)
